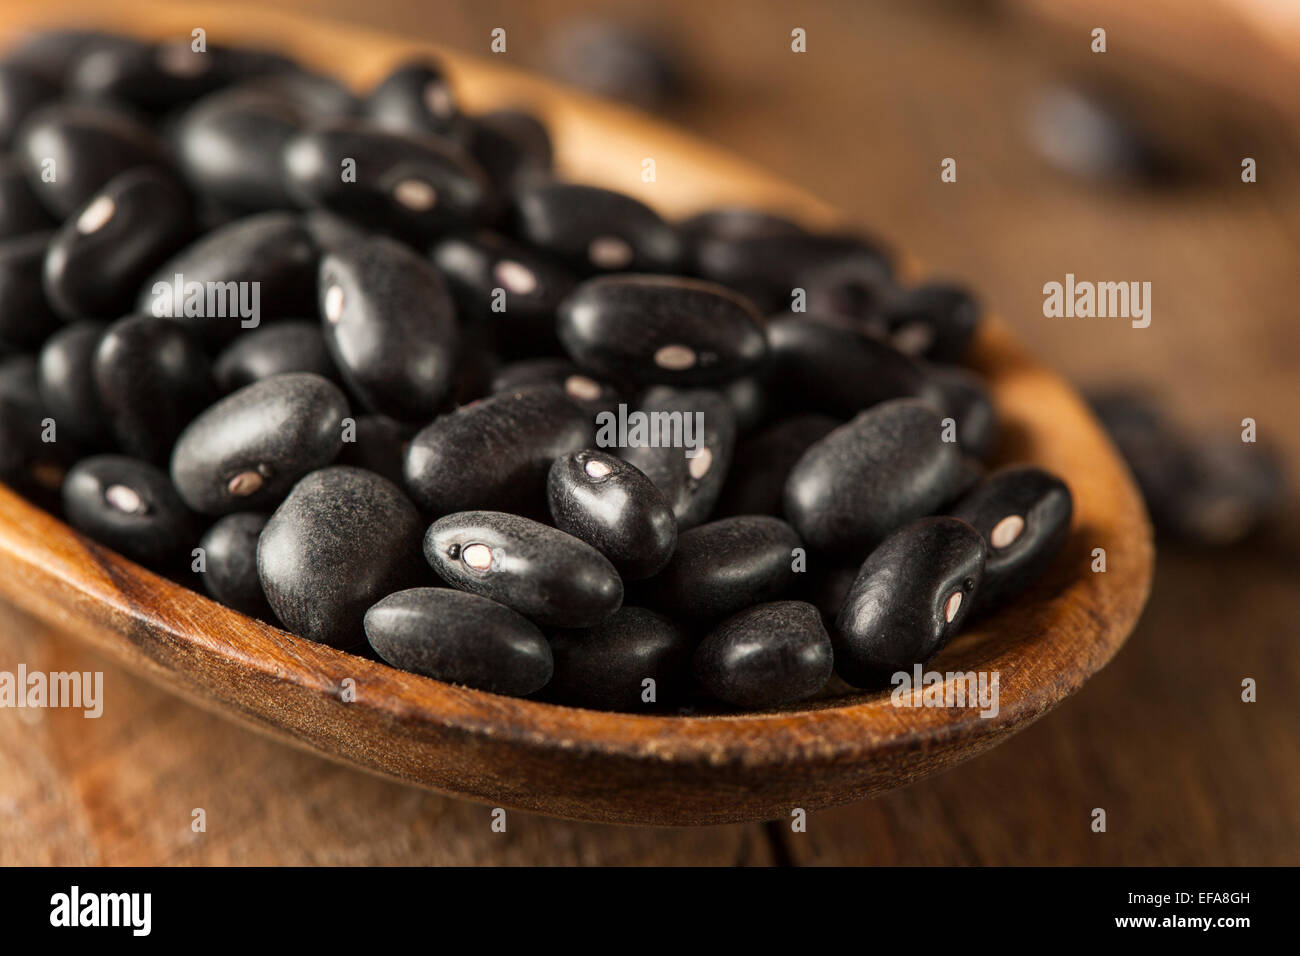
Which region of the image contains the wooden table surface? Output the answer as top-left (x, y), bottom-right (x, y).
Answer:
top-left (2, 0), bottom-right (1297, 865)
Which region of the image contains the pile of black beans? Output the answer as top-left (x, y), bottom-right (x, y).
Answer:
top-left (0, 28), bottom-right (1074, 712)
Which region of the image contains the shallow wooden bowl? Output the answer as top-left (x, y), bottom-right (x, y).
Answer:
top-left (0, 1), bottom-right (1153, 825)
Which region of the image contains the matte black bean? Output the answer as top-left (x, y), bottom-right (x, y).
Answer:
top-left (197, 511), bottom-right (275, 619)
top-left (36, 320), bottom-right (110, 448)
top-left (429, 229), bottom-right (574, 355)
top-left (365, 587), bottom-right (552, 697)
top-left (796, 249), bottom-right (895, 320)
top-left (557, 275), bottom-right (766, 387)
top-left (15, 103), bottom-right (169, 218)
top-left (643, 515), bottom-right (802, 621)
top-left (926, 363), bottom-right (997, 461)
top-left (0, 63), bottom-right (58, 147)
top-left (284, 120), bottom-right (494, 238)
top-left (213, 320), bottom-right (337, 393)
top-left (462, 109), bottom-right (553, 195)
top-left (950, 465), bottom-right (1072, 610)
top-left (137, 212), bottom-right (319, 345)
top-left (618, 386), bottom-right (736, 529)
top-left (365, 59), bottom-right (462, 138)
top-left (0, 158), bottom-right (53, 239)
top-left (513, 182), bottom-right (682, 275)
top-left (336, 414), bottom-right (415, 486)
top-left (784, 398), bottom-right (964, 556)
top-left (694, 600), bottom-right (833, 709)
top-left (834, 516), bottom-right (986, 685)
top-left (404, 385), bottom-right (592, 516)
top-left (766, 316), bottom-right (939, 417)
top-left (94, 314), bottom-right (216, 464)
top-left (716, 413), bottom-right (840, 517)
top-left (547, 606), bottom-right (689, 711)
top-left (170, 372), bottom-right (349, 515)
top-left (0, 231), bottom-right (60, 349)
top-left (61, 454), bottom-right (199, 569)
top-left (547, 449), bottom-right (677, 579)
top-left (258, 465), bottom-right (426, 648)
top-left (882, 282), bottom-right (981, 362)
top-left (43, 168), bottom-right (194, 321)
top-left (318, 235), bottom-right (457, 421)
top-left (425, 510), bottom-right (623, 627)
top-left (490, 358), bottom-right (621, 413)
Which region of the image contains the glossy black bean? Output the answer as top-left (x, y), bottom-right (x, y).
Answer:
top-left (547, 606), bottom-right (689, 711)
top-left (14, 103), bottom-right (169, 218)
top-left (834, 516), bottom-right (986, 685)
top-left (318, 235), bottom-right (458, 421)
top-left (404, 385), bottom-right (592, 516)
top-left (461, 109), bottom-right (553, 195)
top-left (618, 387), bottom-right (736, 529)
top-left (0, 63), bottom-right (58, 147)
top-left (547, 449), bottom-right (677, 579)
top-left (365, 59), bottom-right (462, 138)
top-left (36, 320), bottom-right (110, 448)
top-left (137, 212), bottom-right (319, 345)
top-left (784, 398), bottom-right (965, 557)
top-left (881, 282), bottom-right (981, 362)
top-left (716, 413), bottom-right (840, 517)
top-left (94, 314), bottom-right (216, 464)
top-left (365, 587), bottom-right (552, 697)
top-left (949, 465), bottom-right (1072, 610)
top-left (0, 158), bottom-right (53, 239)
top-left (337, 414), bottom-right (415, 487)
top-left (258, 465), bottom-right (426, 648)
top-left (490, 358), bottom-right (621, 413)
top-left (0, 231), bottom-right (61, 349)
top-left (796, 249), bottom-right (895, 320)
top-left (513, 182), bottom-right (682, 275)
top-left (197, 511), bottom-right (275, 620)
top-left (43, 168), bottom-right (194, 321)
top-left (0, 363), bottom-right (73, 504)
top-left (643, 515), bottom-right (802, 621)
top-left (425, 510), bottom-right (624, 627)
top-left (766, 315), bottom-right (939, 418)
top-left (557, 275), bottom-right (766, 387)
top-left (721, 374), bottom-right (767, 433)
top-left (170, 372), bottom-right (349, 515)
top-left (694, 600), bottom-right (833, 709)
top-left (213, 320), bottom-right (337, 393)
top-left (61, 454), bottom-right (199, 569)
top-left (678, 207), bottom-right (805, 244)
top-left (173, 86), bottom-right (303, 211)
top-left (284, 120), bottom-right (494, 239)
top-left (301, 209), bottom-right (373, 252)
top-left (925, 363), bottom-right (997, 461)
top-left (243, 68), bottom-right (361, 119)
top-left (3, 29), bottom-right (115, 85)
top-left (429, 229), bottom-right (574, 355)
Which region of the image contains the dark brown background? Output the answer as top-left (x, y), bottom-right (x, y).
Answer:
top-left (1, 0), bottom-right (1297, 864)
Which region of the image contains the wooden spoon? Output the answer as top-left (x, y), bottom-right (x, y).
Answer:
top-left (0, 1), bottom-right (1153, 826)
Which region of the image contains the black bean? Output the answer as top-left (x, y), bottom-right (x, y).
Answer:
top-left (881, 282), bottom-right (981, 362)
top-left (0, 367), bottom-right (74, 504)
top-left (284, 120), bottom-right (494, 239)
top-left (798, 561), bottom-right (860, 628)
top-left (213, 320), bottom-right (337, 393)
top-left (544, 21), bottom-right (681, 111)
top-left (137, 212), bottom-right (319, 345)
top-left (425, 510), bottom-right (623, 627)
top-left (0, 353), bottom-right (41, 416)
top-left (547, 449), bottom-right (677, 579)
top-left (461, 109), bottom-right (553, 196)
top-left (197, 511), bottom-right (275, 620)
top-left (243, 68), bottom-right (360, 119)
top-left (43, 168), bottom-right (194, 321)
top-left (301, 209), bottom-right (373, 252)
top-left (618, 386), bottom-right (736, 529)
top-left (0, 231), bottom-right (61, 349)
top-left (318, 235), bottom-right (457, 421)
top-left (429, 229), bottom-right (574, 355)
top-left (642, 515), bottom-right (802, 621)
top-left (36, 320), bottom-right (110, 447)
top-left (4, 29), bottom-right (111, 86)
top-left (678, 207), bottom-right (805, 244)
top-left (336, 414), bottom-right (415, 487)
top-left (513, 182), bottom-right (681, 275)
top-left (404, 385), bottom-right (592, 516)
top-left (796, 248), bottom-right (895, 320)
top-left (721, 374), bottom-right (768, 433)
top-left (784, 398), bottom-right (965, 557)
top-left (925, 362), bottom-right (997, 461)
top-left (716, 413), bottom-right (840, 517)
top-left (490, 357), bottom-right (621, 413)
top-left (0, 62), bottom-right (59, 147)
top-left (0, 157), bottom-right (54, 239)
top-left (834, 516), bottom-right (986, 685)
top-left (365, 59), bottom-right (462, 139)
top-left (94, 314), bottom-right (216, 464)
top-left (258, 465), bottom-right (426, 648)
top-left (546, 606), bottom-right (689, 711)
top-left (15, 102), bottom-right (169, 218)
top-left (949, 465), bottom-right (1072, 610)
top-left (170, 372), bottom-right (349, 515)
top-left (442, 326), bottom-right (500, 410)
top-left (365, 587), bottom-right (552, 697)
top-left (557, 274), bottom-right (766, 387)
top-left (766, 315), bottom-right (939, 417)
top-left (61, 454), bottom-right (199, 569)
top-left (694, 600), bottom-right (832, 709)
